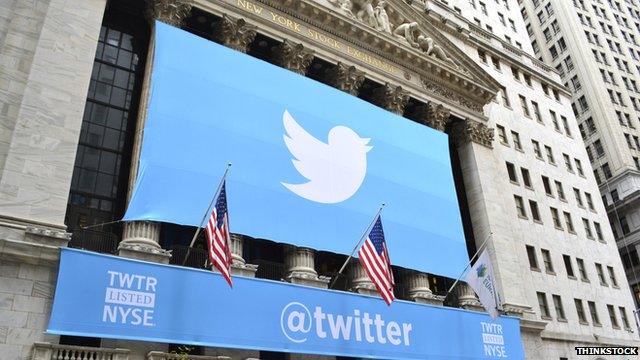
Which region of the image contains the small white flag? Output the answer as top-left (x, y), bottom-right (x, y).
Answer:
top-left (465, 249), bottom-right (500, 318)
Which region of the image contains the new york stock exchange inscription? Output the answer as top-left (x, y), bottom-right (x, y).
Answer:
top-left (231, 0), bottom-right (400, 75)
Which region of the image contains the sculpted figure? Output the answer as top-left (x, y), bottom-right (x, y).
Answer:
top-left (374, 1), bottom-right (392, 33)
top-left (393, 22), bottom-right (419, 48)
top-left (417, 34), bottom-right (456, 66)
top-left (356, 0), bottom-right (379, 28)
top-left (338, 0), bottom-right (356, 18)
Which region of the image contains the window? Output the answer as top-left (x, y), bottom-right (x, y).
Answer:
top-left (585, 193), bottom-right (594, 210)
top-left (500, 86), bottom-right (510, 107)
top-left (542, 176), bottom-right (553, 196)
top-left (511, 66), bottom-right (520, 80)
top-left (491, 56), bottom-right (501, 70)
top-left (480, 1), bottom-right (487, 14)
top-left (607, 305), bottom-right (620, 328)
top-left (555, 181), bottom-right (565, 200)
top-left (532, 101), bottom-right (542, 122)
top-left (537, 292), bottom-right (551, 318)
top-left (619, 307), bottom-right (630, 329)
top-left (511, 164), bottom-right (527, 187)
top-left (497, 125), bottom-right (508, 144)
top-left (524, 74), bottom-right (532, 87)
top-left (550, 111), bottom-right (560, 131)
top-left (563, 212), bottom-right (575, 232)
top-left (532, 140), bottom-right (542, 158)
top-left (595, 263), bottom-right (607, 285)
top-left (620, 216), bottom-right (630, 234)
top-left (544, 145), bottom-right (555, 164)
top-left (511, 131), bottom-right (522, 150)
top-left (575, 299), bottom-right (588, 323)
top-left (563, 154), bottom-right (573, 172)
top-left (530, 200), bottom-right (541, 222)
top-left (514, 195), bottom-right (527, 218)
top-left (478, 49), bottom-right (487, 63)
top-left (574, 188), bottom-right (583, 207)
top-left (583, 218), bottom-right (594, 238)
top-left (594, 140), bottom-right (605, 158)
top-left (551, 208), bottom-right (562, 229)
top-left (563, 255), bottom-right (575, 278)
top-left (527, 245), bottom-right (539, 270)
top-left (561, 116), bottom-right (572, 137)
top-left (588, 301), bottom-right (601, 325)
top-left (541, 249), bottom-right (553, 272)
top-left (519, 95), bottom-right (530, 117)
top-left (602, 163), bottom-right (612, 178)
top-left (506, 162), bottom-right (518, 183)
top-left (607, 266), bottom-right (618, 287)
top-left (575, 159), bottom-right (584, 176)
top-left (576, 258), bottom-right (588, 281)
top-left (552, 295), bottom-right (566, 321)
top-left (611, 189), bottom-right (619, 202)
top-left (594, 222), bottom-right (604, 241)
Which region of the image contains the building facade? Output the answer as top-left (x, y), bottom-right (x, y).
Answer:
top-left (0, 0), bottom-right (637, 359)
top-left (518, 0), bottom-right (640, 308)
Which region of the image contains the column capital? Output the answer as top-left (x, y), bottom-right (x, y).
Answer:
top-left (329, 62), bottom-right (365, 96)
top-left (274, 40), bottom-right (315, 75)
top-left (146, 0), bottom-right (192, 27)
top-left (450, 120), bottom-right (494, 148)
top-left (213, 14), bottom-right (257, 53)
top-left (424, 103), bottom-right (451, 132)
top-left (372, 83), bottom-right (410, 115)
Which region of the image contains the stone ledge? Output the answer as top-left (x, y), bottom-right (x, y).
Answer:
top-left (540, 329), bottom-right (639, 346)
top-left (0, 238), bottom-right (66, 266)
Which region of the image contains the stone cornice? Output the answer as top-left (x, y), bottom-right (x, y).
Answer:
top-left (224, 0), bottom-right (497, 111)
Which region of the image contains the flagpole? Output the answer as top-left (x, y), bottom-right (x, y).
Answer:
top-left (329, 203), bottom-right (386, 289)
top-left (442, 232), bottom-right (492, 300)
top-left (182, 163), bottom-right (232, 266)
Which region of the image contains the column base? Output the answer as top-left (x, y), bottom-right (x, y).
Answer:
top-left (285, 271), bottom-right (331, 288)
top-left (117, 242), bottom-right (171, 264)
top-left (410, 291), bottom-right (445, 306)
top-left (352, 282), bottom-right (379, 297)
top-left (230, 262), bottom-right (258, 278)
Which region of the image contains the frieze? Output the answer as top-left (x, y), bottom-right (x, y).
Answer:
top-left (420, 76), bottom-right (484, 113)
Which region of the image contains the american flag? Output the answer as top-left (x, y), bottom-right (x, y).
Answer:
top-left (358, 216), bottom-right (395, 305)
top-left (204, 181), bottom-right (233, 287)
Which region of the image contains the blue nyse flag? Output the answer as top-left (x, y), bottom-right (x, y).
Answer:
top-left (123, 22), bottom-right (468, 279)
top-left (48, 249), bottom-right (525, 359)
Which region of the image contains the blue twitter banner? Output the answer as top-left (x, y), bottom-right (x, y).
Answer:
top-left (48, 249), bottom-right (524, 359)
top-left (123, 22), bottom-right (468, 279)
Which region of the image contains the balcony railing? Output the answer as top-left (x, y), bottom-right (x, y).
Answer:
top-left (32, 342), bottom-right (129, 360)
top-left (254, 259), bottom-right (285, 281)
top-left (169, 245), bottom-right (208, 269)
top-left (68, 230), bottom-right (119, 254)
top-left (147, 352), bottom-right (233, 360)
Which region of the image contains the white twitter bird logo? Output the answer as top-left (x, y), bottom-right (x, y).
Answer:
top-left (281, 110), bottom-right (372, 204)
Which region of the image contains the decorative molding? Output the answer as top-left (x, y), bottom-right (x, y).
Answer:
top-left (328, 62), bottom-right (366, 96)
top-left (449, 120), bottom-right (494, 149)
top-left (372, 82), bottom-right (410, 115)
top-left (146, 0), bottom-right (193, 27)
top-left (420, 76), bottom-right (484, 113)
top-left (274, 39), bottom-right (315, 75)
top-left (213, 14), bottom-right (258, 53)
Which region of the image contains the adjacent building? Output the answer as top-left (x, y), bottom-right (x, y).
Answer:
top-left (0, 0), bottom-right (637, 359)
top-left (519, 0), bottom-right (640, 308)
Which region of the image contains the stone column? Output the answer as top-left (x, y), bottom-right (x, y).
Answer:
top-left (328, 62), bottom-right (366, 96)
top-left (372, 83), bottom-right (410, 115)
top-left (406, 271), bottom-right (445, 306)
top-left (455, 283), bottom-right (484, 312)
top-left (348, 261), bottom-right (378, 296)
top-left (274, 40), bottom-right (315, 75)
top-left (118, 0), bottom-right (192, 263)
top-left (414, 102), bottom-right (451, 132)
top-left (229, 233), bottom-right (258, 277)
top-left (212, 14), bottom-right (257, 52)
top-left (284, 246), bottom-right (330, 288)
